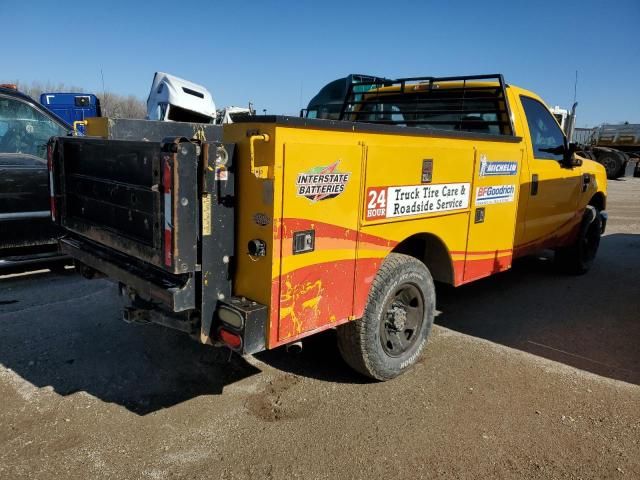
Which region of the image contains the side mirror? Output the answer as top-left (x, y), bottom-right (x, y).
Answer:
top-left (562, 142), bottom-right (582, 168)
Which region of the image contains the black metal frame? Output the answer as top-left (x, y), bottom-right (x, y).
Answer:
top-left (337, 74), bottom-right (515, 136)
top-left (198, 141), bottom-right (237, 343)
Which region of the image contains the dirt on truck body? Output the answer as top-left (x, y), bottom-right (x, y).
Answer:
top-left (48, 74), bottom-right (608, 380)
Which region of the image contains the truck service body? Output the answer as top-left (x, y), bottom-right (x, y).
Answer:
top-left (48, 74), bottom-right (607, 379)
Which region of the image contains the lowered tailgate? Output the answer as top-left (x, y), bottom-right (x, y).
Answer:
top-left (49, 136), bottom-right (198, 275)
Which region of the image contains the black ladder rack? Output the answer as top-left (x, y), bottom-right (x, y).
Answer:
top-left (338, 73), bottom-right (515, 136)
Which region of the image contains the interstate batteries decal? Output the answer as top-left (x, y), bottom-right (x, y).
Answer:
top-left (296, 161), bottom-right (351, 202)
top-left (366, 183), bottom-right (470, 220)
top-left (475, 185), bottom-right (516, 205)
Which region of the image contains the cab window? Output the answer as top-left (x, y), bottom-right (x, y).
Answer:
top-left (521, 96), bottom-right (565, 161)
top-left (0, 96), bottom-right (67, 159)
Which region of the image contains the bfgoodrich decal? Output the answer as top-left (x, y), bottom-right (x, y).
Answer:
top-left (475, 185), bottom-right (516, 205)
top-left (366, 183), bottom-right (470, 220)
top-left (479, 155), bottom-right (518, 177)
top-left (296, 161), bottom-right (351, 202)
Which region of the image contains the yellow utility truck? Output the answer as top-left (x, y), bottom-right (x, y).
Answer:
top-left (48, 74), bottom-right (607, 380)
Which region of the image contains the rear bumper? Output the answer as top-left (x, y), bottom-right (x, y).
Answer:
top-left (60, 236), bottom-right (195, 312)
top-left (60, 236), bottom-right (268, 354)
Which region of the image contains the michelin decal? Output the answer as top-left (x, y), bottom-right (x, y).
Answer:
top-left (479, 154), bottom-right (518, 177)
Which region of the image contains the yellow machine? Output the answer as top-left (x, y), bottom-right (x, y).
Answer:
top-left (50, 74), bottom-right (607, 380)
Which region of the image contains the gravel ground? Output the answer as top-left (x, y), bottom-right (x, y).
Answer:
top-left (1, 171), bottom-right (638, 479)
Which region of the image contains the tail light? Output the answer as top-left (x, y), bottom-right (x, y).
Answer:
top-left (162, 156), bottom-right (173, 267)
top-left (214, 298), bottom-right (268, 354)
top-left (47, 142), bottom-right (56, 222)
top-left (218, 328), bottom-right (243, 350)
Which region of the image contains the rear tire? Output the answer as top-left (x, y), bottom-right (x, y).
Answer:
top-left (598, 152), bottom-right (623, 179)
top-left (337, 253), bottom-right (435, 381)
top-left (555, 206), bottom-right (601, 275)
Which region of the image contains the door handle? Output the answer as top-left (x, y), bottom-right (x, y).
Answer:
top-left (531, 174), bottom-right (539, 196)
top-left (582, 173), bottom-right (591, 192)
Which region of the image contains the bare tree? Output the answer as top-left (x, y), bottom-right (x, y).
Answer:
top-left (101, 92), bottom-right (147, 119)
top-left (7, 80), bottom-right (85, 101)
top-left (2, 80), bottom-right (146, 119)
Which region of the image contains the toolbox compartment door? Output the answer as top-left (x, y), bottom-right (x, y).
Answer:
top-left (463, 146), bottom-right (523, 283)
top-left (277, 142), bottom-right (363, 342)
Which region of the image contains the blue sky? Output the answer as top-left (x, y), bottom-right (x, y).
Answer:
top-left (2, 0), bottom-right (638, 126)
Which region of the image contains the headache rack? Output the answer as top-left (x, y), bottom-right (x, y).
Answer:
top-left (338, 74), bottom-right (515, 136)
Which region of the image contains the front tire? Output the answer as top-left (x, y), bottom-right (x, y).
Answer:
top-left (555, 206), bottom-right (602, 275)
top-left (337, 253), bottom-right (435, 381)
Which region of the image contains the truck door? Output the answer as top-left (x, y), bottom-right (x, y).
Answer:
top-left (515, 95), bottom-right (582, 252)
top-left (0, 94), bottom-right (68, 249)
top-left (278, 142), bottom-right (363, 342)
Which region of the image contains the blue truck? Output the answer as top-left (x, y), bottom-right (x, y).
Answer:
top-left (39, 93), bottom-right (101, 134)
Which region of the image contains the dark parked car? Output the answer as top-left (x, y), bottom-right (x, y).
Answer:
top-left (0, 85), bottom-right (71, 270)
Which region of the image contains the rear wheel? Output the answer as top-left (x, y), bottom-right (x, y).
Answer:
top-left (598, 152), bottom-right (623, 179)
top-left (555, 206), bottom-right (601, 275)
top-left (337, 253), bottom-right (435, 381)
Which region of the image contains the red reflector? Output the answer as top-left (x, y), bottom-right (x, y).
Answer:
top-left (50, 196), bottom-right (57, 222)
top-left (219, 329), bottom-right (242, 350)
top-left (163, 228), bottom-right (172, 266)
top-left (162, 156), bottom-right (173, 267)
